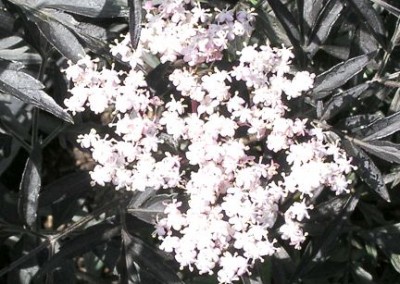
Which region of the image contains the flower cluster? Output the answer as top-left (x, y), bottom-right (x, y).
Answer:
top-left (111, 0), bottom-right (255, 67)
top-left (64, 1), bottom-right (353, 283)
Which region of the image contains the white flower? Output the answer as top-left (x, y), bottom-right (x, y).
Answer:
top-left (284, 71), bottom-right (315, 99)
top-left (77, 129), bottom-right (98, 148)
top-left (87, 87), bottom-right (110, 114)
top-left (64, 86), bottom-right (88, 113)
top-left (160, 111), bottom-right (186, 139)
top-left (90, 165), bottom-right (113, 186)
top-left (285, 201), bottom-right (313, 222)
top-left (279, 221), bottom-right (307, 250)
top-left (64, 2), bottom-right (354, 282)
top-left (166, 96), bottom-right (187, 114)
top-left (218, 252), bottom-right (248, 283)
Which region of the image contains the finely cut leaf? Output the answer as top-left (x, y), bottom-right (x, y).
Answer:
top-left (347, 0), bottom-right (386, 48)
top-left (44, 0), bottom-right (129, 18)
top-left (305, 0), bottom-right (344, 57)
top-left (12, 0), bottom-right (129, 18)
top-left (341, 113), bottom-right (383, 134)
top-left (0, 36), bottom-right (23, 49)
top-left (355, 25), bottom-right (380, 54)
top-left (320, 45), bottom-right (350, 60)
top-left (384, 168), bottom-right (400, 188)
top-left (313, 51), bottom-right (378, 96)
top-left (254, 8), bottom-right (292, 47)
top-left (353, 139), bottom-right (400, 164)
top-left (0, 66), bottom-right (73, 123)
top-left (129, 0), bottom-right (142, 49)
top-left (29, 11), bottom-right (86, 63)
top-left (362, 110), bottom-right (400, 141)
top-left (389, 89), bottom-right (400, 113)
top-left (266, 0), bottom-right (302, 53)
top-left (370, 0), bottom-right (400, 17)
top-left (302, 0), bottom-right (327, 37)
top-left (128, 188), bottom-right (157, 209)
top-left (389, 19), bottom-right (400, 50)
top-left (0, 49), bottom-right (41, 64)
top-left (128, 194), bottom-right (172, 224)
top-left (0, 38), bottom-right (41, 64)
top-left (321, 83), bottom-right (369, 120)
top-left (45, 9), bottom-right (111, 56)
top-left (18, 149), bottom-right (41, 228)
top-left (342, 140), bottom-right (390, 202)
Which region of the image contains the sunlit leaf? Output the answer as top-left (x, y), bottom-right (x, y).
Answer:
top-left (362, 110), bottom-right (400, 141)
top-left (342, 140), bottom-right (390, 202)
top-left (313, 51), bottom-right (378, 96)
top-left (44, 9), bottom-right (111, 57)
top-left (28, 10), bottom-right (86, 63)
top-left (320, 45), bottom-right (350, 60)
top-left (302, 0), bottom-right (327, 38)
top-left (0, 36), bottom-right (23, 49)
top-left (266, 0), bottom-right (302, 55)
top-left (355, 25), bottom-right (380, 54)
top-left (128, 0), bottom-right (142, 49)
top-left (370, 0), bottom-right (400, 18)
top-left (0, 63), bottom-right (73, 123)
top-left (352, 264), bottom-right (374, 284)
top-left (9, 0), bottom-right (129, 18)
top-left (128, 194), bottom-right (172, 224)
top-left (18, 147), bottom-right (41, 228)
top-left (340, 113), bottom-right (384, 134)
top-left (321, 83), bottom-right (370, 120)
top-left (254, 7), bottom-right (292, 47)
top-left (347, 0), bottom-right (386, 48)
top-left (390, 253), bottom-right (400, 273)
top-left (353, 139), bottom-right (400, 164)
top-left (305, 0), bottom-right (344, 57)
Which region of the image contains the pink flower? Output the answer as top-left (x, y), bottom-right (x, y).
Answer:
top-left (64, 2), bottom-right (353, 281)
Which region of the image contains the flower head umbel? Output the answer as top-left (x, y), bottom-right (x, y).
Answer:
top-left (64, 1), bottom-right (353, 282)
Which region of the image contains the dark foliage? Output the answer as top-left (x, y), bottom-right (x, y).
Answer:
top-left (0, 0), bottom-right (400, 283)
